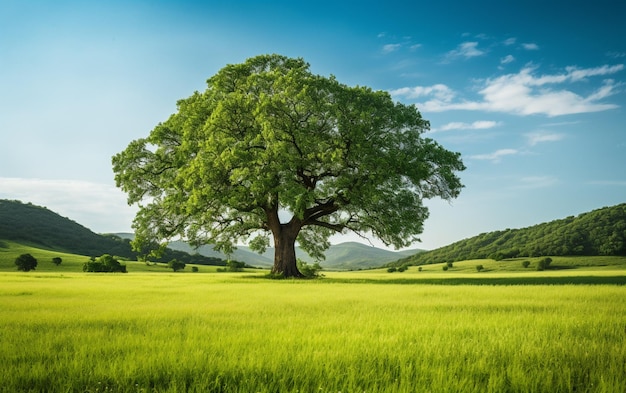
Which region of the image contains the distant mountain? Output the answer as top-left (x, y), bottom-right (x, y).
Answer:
top-left (0, 200), bottom-right (226, 266)
top-left (392, 203), bottom-right (626, 267)
top-left (165, 239), bottom-right (424, 270)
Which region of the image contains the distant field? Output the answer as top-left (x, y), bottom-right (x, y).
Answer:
top-left (1, 268), bottom-right (625, 392)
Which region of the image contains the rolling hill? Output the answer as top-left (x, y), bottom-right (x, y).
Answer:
top-left (392, 203), bottom-right (626, 267)
top-left (0, 200), bottom-right (225, 266)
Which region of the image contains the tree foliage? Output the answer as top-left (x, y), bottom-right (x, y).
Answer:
top-left (113, 54), bottom-right (464, 277)
top-left (15, 253), bottom-right (37, 272)
top-left (395, 203), bottom-right (626, 266)
top-left (83, 254), bottom-right (127, 273)
top-left (167, 259), bottom-right (186, 272)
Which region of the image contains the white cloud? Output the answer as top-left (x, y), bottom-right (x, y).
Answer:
top-left (469, 148), bottom-right (518, 163)
top-left (522, 43), bottom-right (539, 50)
top-left (433, 120), bottom-right (501, 132)
top-left (390, 84), bottom-right (455, 101)
top-left (525, 131), bottom-right (565, 146)
top-left (444, 41), bottom-right (485, 61)
top-left (382, 43), bottom-right (402, 53)
top-left (513, 176), bottom-right (558, 189)
top-left (503, 38), bottom-right (517, 46)
top-left (0, 177), bottom-right (136, 233)
top-left (398, 64), bottom-right (625, 116)
top-left (500, 55), bottom-right (515, 65)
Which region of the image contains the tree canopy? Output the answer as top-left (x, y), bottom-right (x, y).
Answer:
top-left (113, 54), bottom-right (464, 277)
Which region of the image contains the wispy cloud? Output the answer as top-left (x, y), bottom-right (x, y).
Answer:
top-left (503, 37), bottom-right (517, 46)
top-left (432, 120), bottom-right (501, 132)
top-left (588, 180), bottom-right (626, 186)
top-left (525, 131), bottom-right (566, 146)
top-left (500, 55), bottom-right (515, 65)
top-left (443, 41), bottom-right (485, 62)
top-left (513, 176), bottom-right (558, 189)
top-left (469, 148), bottom-right (518, 163)
top-left (522, 43), bottom-right (539, 50)
top-left (382, 43), bottom-right (402, 54)
top-left (394, 64), bottom-right (625, 116)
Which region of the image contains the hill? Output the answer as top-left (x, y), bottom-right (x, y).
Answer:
top-left (394, 203), bottom-right (626, 267)
top-left (166, 238), bottom-right (423, 270)
top-left (0, 200), bottom-right (226, 266)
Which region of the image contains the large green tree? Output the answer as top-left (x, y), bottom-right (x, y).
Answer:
top-left (113, 54), bottom-right (464, 277)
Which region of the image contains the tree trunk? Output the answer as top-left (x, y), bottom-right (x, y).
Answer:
top-left (271, 223), bottom-right (303, 278)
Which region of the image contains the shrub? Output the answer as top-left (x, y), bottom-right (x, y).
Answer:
top-left (418, 266), bottom-right (423, 272)
top-left (442, 265), bottom-right (448, 271)
top-left (522, 260), bottom-right (530, 268)
top-left (52, 257), bottom-right (62, 266)
top-left (168, 259), bottom-right (186, 272)
top-left (83, 254), bottom-right (127, 273)
top-left (446, 261), bottom-right (454, 268)
top-left (536, 257), bottom-right (553, 271)
top-left (191, 266), bottom-right (199, 272)
top-left (15, 253), bottom-right (38, 272)
top-left (476, 264), bottom-right (484, 272)
top-left (227, 260), bottom-right (246, 272)
top-left (397, 265), bottom-right (407, 272)
top-left (387, 267), bottom-right (397, 273)
top-left (297, 260), bottom-right (323, 278)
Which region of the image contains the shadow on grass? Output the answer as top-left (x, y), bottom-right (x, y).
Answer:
top-left (323, 275), bottom-right (626, 286)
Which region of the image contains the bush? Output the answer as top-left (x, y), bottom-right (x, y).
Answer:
top-left (418, 266), bottom-right (423, 272)
top-left (191, 266), bottom-right (199, 272)
top-left (387, 267), bottom-right (397, 273)
top-left (52, 257), bottom-right (62, 266)
top-left (297, 260), bottom-right (323, 278)
top-left (476, 264), bottom-right (484, 272)
top-left (397, 265), bottom-right (408, 272)
top-left (442, 265), bottom-right (449, 271)
top-left (83, 254), bottom-right (127, 273)
top-left (168, 259), bottom-right (186, 272)
top-left (15, 253), bottom-right (38, 272)
top-left (446, 261), bottom-right (454, 268)
top-left (522, 260), bottom-right (530, 268)
top-left (536, 257), bottom-right (553, 271)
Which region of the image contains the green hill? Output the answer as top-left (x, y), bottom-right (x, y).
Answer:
top-left (394, 203), bottom-right (626, 267)
top-left (0, 200), bottom-right (226, 266)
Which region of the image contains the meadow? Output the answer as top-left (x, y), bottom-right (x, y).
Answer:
top-left (1, 263), bottom-right (625, 392)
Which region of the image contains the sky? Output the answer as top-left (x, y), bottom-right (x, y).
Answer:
top-left (1, 0), bottom-right (625, 251)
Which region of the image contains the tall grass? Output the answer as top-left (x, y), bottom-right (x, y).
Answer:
top-left (1, 272), bottom-right (625, 392)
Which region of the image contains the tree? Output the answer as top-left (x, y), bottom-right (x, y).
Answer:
top-left (52, 257), bottom-right (62, 266)
top-left (15, 253), bottom-right (37, 272)
top-left (83, 254), bottom-right (127, 273)
top-left (113, 54), bottom-right (464, 277)
top-left (168, 259), bottom-right (186, 272)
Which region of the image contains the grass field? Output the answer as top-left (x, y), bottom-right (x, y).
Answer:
top-left (1, 241), bottom-right (625, 392)
top-left (1, 270), bottom-right (625, 393)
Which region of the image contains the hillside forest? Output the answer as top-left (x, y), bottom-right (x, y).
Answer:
top-left (396, 203), bottom-right (626, 266)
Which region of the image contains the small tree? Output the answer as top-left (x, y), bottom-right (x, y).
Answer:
top-left (387, 267), bottom-right (397, 273)
top-left (15, 253), bottom-right (37, 272)
top-left (226, 260), bottom-right (246, 272)
top-left (522, 260), bottom-right (530, 268)
top-left (475, 264), bottom-right (484, 272)
top-left (442, 265), bottom-right (449, 271)
top-left (191, 266), bottom-right (199, 272)
top-left (52, 257), bottom-right (62, 266)
top-left (168, 259), bottom-right (186, 272)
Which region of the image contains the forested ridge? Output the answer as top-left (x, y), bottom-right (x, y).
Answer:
top-left (0, 199), bottom-right (227, 265)
top-left (394, 203), bottom-right (626, 266)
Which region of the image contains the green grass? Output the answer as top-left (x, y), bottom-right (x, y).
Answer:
top-left (1, 271), bottom-right (625, 392)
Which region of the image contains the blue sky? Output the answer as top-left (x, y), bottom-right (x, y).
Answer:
top-left (1, 0), bottom-right (625, 250)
